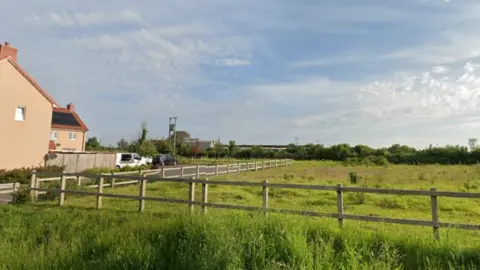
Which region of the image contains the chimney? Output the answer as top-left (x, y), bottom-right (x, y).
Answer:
top-left (66, 103), bottom-right (75, 112)
top-left (0, 42), bottom-right (18, 62)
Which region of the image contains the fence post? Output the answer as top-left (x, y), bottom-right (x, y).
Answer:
top-left (215, 165), bottom-right (219, 176)
top-left (337, 184), bottom-right (344, 228)
top-left (255, 160), bottom-right (258, 171)
top-left (161, 167), bottom-right (166, 178)
top-left (275, 160), bottom-right (278, 168)
top-left (59, 172), bottom-right (67, 206)
top-left (202, 179), bottom-right (209, 215)
top-left (262, 160), bottom-right (265, 170)
top-left (227, 164), bottom-right (230, 173)
top-left (263, 180), bottom-right (269, 216)
top-left (110, 172), bottom-right (115, 188)
top-left (430, 188), bottom-right (440, 240)
top-left (196, 164), bottom-right (200, 179)
top-left (29, 170), bottom-right (37, 201)
top-left (96, 176), bottom-right (104, 210)
top-left (188, 181), bottom-right (195, 212)
top-left (237, 162), bottom-right (240, 172)
top-left (138, 178), bottom-right (147, 212)
top-left (180, 166), bottom-right (184, 178)
top-left (138, 170), bottom-right (143, 184)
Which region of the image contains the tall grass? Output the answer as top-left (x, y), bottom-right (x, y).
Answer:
top-left (1, 206), bottom-right (479, 269)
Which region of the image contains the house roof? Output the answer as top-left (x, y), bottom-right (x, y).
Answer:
top-left (0, 56), bottom-right (59, 107)
top-left (52, 107), bottom-right (89, 131)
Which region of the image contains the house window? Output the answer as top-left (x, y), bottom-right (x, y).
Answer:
top-left (15, 106), bottom-right (25, 121)
top-left (69, 132), bottom-right (77, 140)
top-left (50, 131), bottom-right (58, 140)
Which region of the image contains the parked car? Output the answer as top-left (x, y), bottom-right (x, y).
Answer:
top-left (115, 153), bottom-right (151, 168)
top-left (152, 154), bottom-right (179, 167)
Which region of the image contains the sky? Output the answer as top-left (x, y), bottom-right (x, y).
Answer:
top-left (3, 0), bottom-right (480, 148)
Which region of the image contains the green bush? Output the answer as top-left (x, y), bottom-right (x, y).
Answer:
top-left (0, 165), bottom-right (64, 184)
top-left (11, 187), bottom-right (31, 204)
top-left (348, 172), bottom-right (358, 185)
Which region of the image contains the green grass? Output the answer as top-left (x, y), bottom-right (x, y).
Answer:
top-left (4, 161), bottom-right (480, 269)
top-left (1, 206), bottom-right (479, 269)
top-left (45, 161), bottom-right (480, 235)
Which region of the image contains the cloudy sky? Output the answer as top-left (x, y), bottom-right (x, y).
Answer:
top-left (3, 0), bottom-right (480, 148)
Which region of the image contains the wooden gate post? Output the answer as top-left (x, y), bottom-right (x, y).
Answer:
top-left (138, 178), bottom-right (147, 212)
top-left (263, 180), bottom-right (269, 216)
top-left (430, 188), bottom-right (440, 240)
top-left (96, 176), bottom-right (104, 210)
top-left (188, 181), bottom-right (195, 212)
top-left (337, 184), bottom-right (344, 228)
top-left (59, 172), bottom-right (67, 206)
top-left (202, 179), bottom-right (209, 215)
top-left (29, 170), bottom-right (37, 201)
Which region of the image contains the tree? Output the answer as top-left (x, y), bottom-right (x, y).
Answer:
top-left (152, 139), bottom-right (173, 154)
top-left (85, 137), bottom-right (102, 151)
top-left (117, 138), bottom-right (130, 151)
top-left (136, 140), bottom-right (158, 157)
top-left (213, 141), bottom-right (225, 158)
top-left (170, 130), bottom-right (191, 144)
top-left (227, 140), bottom-right (237, 158)
top-left (468, 138), bottom-right (478, 152)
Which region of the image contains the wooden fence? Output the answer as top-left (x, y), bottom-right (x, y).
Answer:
top-left (27, 158), bottom-right (480, 240)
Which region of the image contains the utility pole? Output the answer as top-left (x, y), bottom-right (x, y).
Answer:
top-left (295, 137), bottom-right (299, 146)
top-left (169, 117), bottom-right (177, 156)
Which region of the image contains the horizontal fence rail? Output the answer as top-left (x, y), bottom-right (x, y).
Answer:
top-left (27, 159), bottom-right (480, 241)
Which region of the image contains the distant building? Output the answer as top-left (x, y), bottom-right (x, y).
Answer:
top-left (184, 138), bottom-right (218, 151)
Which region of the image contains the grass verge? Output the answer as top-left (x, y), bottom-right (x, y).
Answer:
top-left (1, 205), bottom-right (479, 270)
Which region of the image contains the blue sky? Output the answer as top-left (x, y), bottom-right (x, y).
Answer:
top-left (3, 0), bottom-right (480, 148)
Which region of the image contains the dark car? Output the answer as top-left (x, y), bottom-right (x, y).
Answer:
top-left (152, 154), bottom-right (179, 167)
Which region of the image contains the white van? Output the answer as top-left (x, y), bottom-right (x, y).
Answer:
top-left (115, 153), bottom-right (151, 168)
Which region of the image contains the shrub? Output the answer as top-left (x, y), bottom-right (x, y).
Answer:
top-left (0, 165), bottom-right (65, 184)
top-left (12, 187), bottom-right (31, 204)
top-left (348, 172), bottom-right (358, 184)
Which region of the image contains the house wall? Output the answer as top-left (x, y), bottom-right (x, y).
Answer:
top-left (0, 61), bottom-right (53, 170)
top-left (51, 129), bottom-right (86, 152)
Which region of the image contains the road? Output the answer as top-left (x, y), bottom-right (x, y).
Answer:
top-left (0, 163), bottom-right (259, 204)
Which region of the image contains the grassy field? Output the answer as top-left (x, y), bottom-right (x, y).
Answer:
top-left (1, 206), bottom-right (479, 269)
top-left (3, 161), bottom-right (480, 269)
top-left (43, 161), bottom-right (480, 234)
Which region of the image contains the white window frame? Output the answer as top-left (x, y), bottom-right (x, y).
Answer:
top-left (15, 106), bottom-right (26, 121)
top-left (50, 130), bottom-right (58, 140)
top-left (68, 132), bottom-right (77, 140)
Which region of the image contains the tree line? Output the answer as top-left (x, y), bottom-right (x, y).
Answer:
top-left (85, 123), bottom-right (480, 165)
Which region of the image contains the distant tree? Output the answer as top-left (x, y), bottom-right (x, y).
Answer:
top-left (213, 141), bottom-right (225, 158)
top-left (85, 137), bottom-right (102, 151)
top-left (152, 139), bottom-right (173, 154)
top-left (227, 140), bottom-right (237, 158)
top-left (170, 130), bottom-right (191, 144)
top-left (136, 140), bottom-right (158, 157)
top-left (468, 138), bottom-right (478, 152)
top-left (117, 138), bottom-right (130, 151)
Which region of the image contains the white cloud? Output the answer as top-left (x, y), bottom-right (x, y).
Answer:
top-left (4, 0), bottom-right (480, 148)
top-left (27, 9), bottom-right (142, 27)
